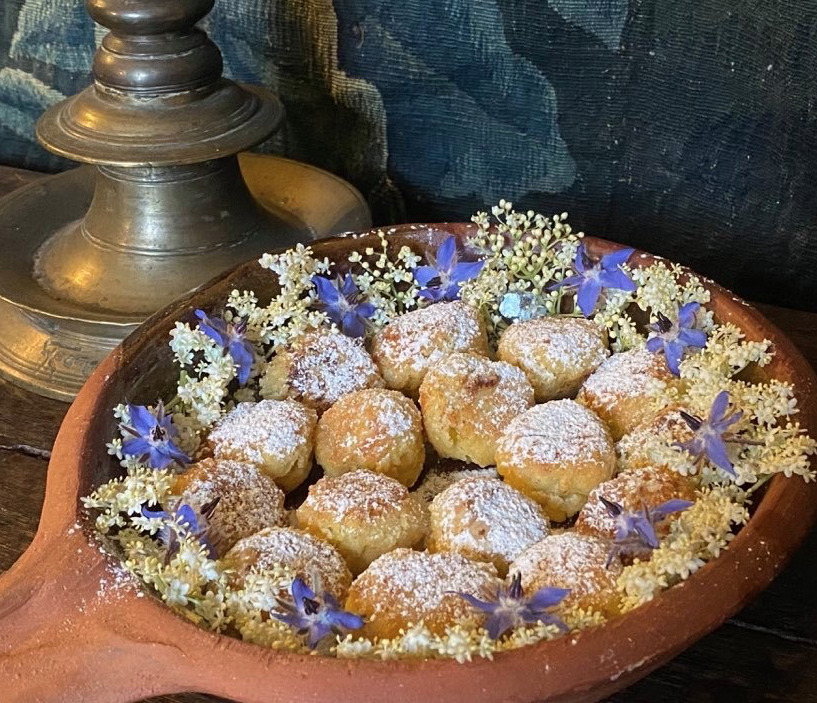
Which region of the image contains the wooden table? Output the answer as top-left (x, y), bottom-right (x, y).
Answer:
top-left (1, 165), bottom-right (816, 702)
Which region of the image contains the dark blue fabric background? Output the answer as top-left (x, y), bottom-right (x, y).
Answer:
top-left (1, 0), bottom-right (815, 309)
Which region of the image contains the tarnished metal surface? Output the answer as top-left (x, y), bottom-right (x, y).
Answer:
top-left (0, 156), bottom-right (371, 402)
top-left (0, 0), bottom-right (370, 400)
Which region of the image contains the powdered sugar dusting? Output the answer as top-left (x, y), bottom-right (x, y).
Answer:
top-left (266, 330), bottom-right (383, 412)
top-left (430, 477), bottom-right (549, 566)
top-left (209, 399), bottom-right (314, 465)
top-left (616, 406), bottom-right (694, 466)
top-left (363, 391), bottom-right (415, 437)
top-left (176, 458), bottom-right (288, 552)
top-left (499, 317), bottom-right (608, 394)
top-left (302, 470), bottom-right (410, 521)
top-left (414, 466), bottom-right (499, 504)
top-left (330, 389), bottom-right (417, 446)
top-left (576, 466), bottom-right (696, 539)
top-left (372, 301), bottom-right (487, 376)
top-left (353, 548), bottom-right (499, 615)
top-left (423, 352), bottom-right (535, 433)
top-left (498, 400), bottom-right (612, 465)
top-left (579, 348), bottom-right (667, 406)
top-left (95, 558), bottom-right (141, 602)
top-left (224, 526), bottom-right (351, 597)
top-left (510, 532), bottom-right (621, 603)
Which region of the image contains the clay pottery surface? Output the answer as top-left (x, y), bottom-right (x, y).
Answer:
top-left (1, 223), bottom-right (815, 703)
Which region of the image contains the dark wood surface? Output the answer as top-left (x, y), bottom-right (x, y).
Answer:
top-left (0, 165), bottom-right (815, 702)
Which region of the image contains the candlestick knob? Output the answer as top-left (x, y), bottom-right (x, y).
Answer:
top-left (38, 0), bottom-right (281, 166)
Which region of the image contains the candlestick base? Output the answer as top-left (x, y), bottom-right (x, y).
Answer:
top-left (0, 153), bottom-right (371, 401)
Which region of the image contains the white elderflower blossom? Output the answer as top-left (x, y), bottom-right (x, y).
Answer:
top-left (82, 198), bottom-right (816, 663)
top-left (498, 622), bottom-right (561, 651)
top-left (396, 622), bottom-right (434, 656)
top-left (164, 578), bottom-right (191, 607)
top-left (346, 230), bottom-right (422, 328)
top-left (465, 202), bottom-right (582, 340)
top-left (335, 634), bottom-right (375, 659)
top-left (81, 466), bottom-right (176, 531)
top-left (618, 486), bottom-right (749, 610)
top-left (430, 624), bottom-right (479, 663)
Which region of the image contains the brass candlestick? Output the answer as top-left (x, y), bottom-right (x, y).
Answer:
top-left (0, 0), bottom-right (370, 401)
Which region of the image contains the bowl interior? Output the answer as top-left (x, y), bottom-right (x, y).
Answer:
top-left (51, 222), bottom-right (817, 703)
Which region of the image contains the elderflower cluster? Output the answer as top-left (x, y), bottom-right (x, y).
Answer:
top-left (347, 231), bottom-right (423, 327)
top-left (228, 566), bottom-right (311, 652)
top-left (591, 261), bottom-right (715, 352)
top-left (641, 319), bottom-right (815, 485)
top-left (119, 530), bottom-right (226, 624)
top-left (590, 286), bottom-right (641, 351)
top-left (630, 261), bottom-right (713, 325)
top-left (464, 200), bottom-right (582, 339)
top-left (82, 198), bottom-right (817, 664)
top-left (170, 322), bottom-right (236, 426)
top-left (82, 465), bottom-right (176, 532)
top-left (334, 604), bottom-right (602, 664)
top-left (680, 323), bottom-right (772, 391)
top-left (240, 244), bottom-right (333, 348)
top-left (80, 465), bottom-right (307, 648)
top-left (335, 623), bottom-right (540, 664)
top-left (617, 486), bottom-right (749, 610)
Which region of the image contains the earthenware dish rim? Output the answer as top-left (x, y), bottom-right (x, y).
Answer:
top-left (3, 222), bottom-right (815, 703)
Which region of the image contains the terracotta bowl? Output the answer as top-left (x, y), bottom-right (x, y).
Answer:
top-left (2, 223), bottom-right (816, 703)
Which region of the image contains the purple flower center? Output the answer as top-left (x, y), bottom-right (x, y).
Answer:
top-left (141, 497), bottom-right (219, 560)
top-left (601, 496), bottom-right (693, 565)
top-left (273, 576), bottom-right (364, 648)
top-left (302, 597), bottom-right (320, 616)
top-left (548, 243), bottom-right (636, 317)
top-left (120, 400), bottom-right (190, 470)
top-left (674, 391), bottom-right (748, 477)
top-left (311, 273), bottom-right (375, 338)
top-left (645, 303), bottom-right (707, 376)
top-left (414, 235), bottom-right (485, 302)
top-left (453, 572), bottom-right (569, 640)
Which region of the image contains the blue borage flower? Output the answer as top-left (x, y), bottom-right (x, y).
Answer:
top-left (195, 309), bottom-right (255, 385)
top-left (414, 235), bottom-right (485, 302)
top-left (311, 273), bottom-right (376, 338)
top-left (120, 401), bottom-right (190, 469)
top-left (549, 243), bottom-right (636, 317)
top-left (141, 498), bottom-right (219, 560)
top-left (600, 496), bottom-right (694, 566)
top-left (646, 302), bottom-right (707, 376)
top-left (675, 390), bottom-right (747, 477)
top-left (273, 576), bottom-right (364, 648)
top-left (454, 573), bottom-right (569, 640)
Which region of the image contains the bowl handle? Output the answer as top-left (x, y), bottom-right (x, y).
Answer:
top-left (0, 527), bottom-right (193, 702)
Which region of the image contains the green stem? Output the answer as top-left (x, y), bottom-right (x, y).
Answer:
top-left (164, 394), bottom-right (183, 413)
top-left (745, 473), bottom-right (774, 496)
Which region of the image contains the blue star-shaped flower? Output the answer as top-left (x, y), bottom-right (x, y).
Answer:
top-left (195, 310), bottom-right (255, 385)
top-left (273, 576), bottom-right (364, 648)
top-left (549, 243), bottom-right (636, 316)
top-left (414, 235), bottom-right (485, 302)
top-left (645, 302), bottom-right (707, 375)
top-left (141, 498), bottom-right (219, 559)
top-left (600, 496), bottom-right (694, 565)
top-left (675, 391), bottom-right (744, 477)
top-left (312, 273), bottom-right (376, 338)
top-left (120, 401), bottom-right (190, 469)
top-left (454, 572), bottom-right (569, 640)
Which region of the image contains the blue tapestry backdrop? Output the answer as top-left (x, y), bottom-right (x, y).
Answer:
top-left (1, 0), bottom-right (816, 309)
